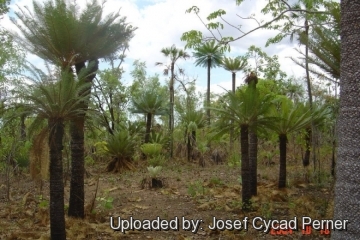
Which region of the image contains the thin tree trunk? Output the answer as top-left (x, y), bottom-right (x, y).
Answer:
top-left (169, 62), bottom-right (175, 158)
top-left (333, 1), bottom-right (360, 237)
top-left (230, 72), bottom-right (236, 151)
top-left (240, 124), bottom-right (251, 210)
top-left (206, 57), bottom-right (211, 125)
top-left (68, 60), bottom-right (98, 218)
top-left (278, 134), bottom-right (287, 188)
top-left (20, 114), bottom-right (26, 140)
top-left (48, 119), bottom-right (66, 240)
top-left (304, 18), bottom-right (316, 172)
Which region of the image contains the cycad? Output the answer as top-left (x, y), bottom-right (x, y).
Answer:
top-left (105, 130), bottom-right (136, 173)
top-left (268, 98), bottom-right (312, 188)
top-left (11, 0), bottom-right (136, 219)
top-left (193, 41), bottom-right (223, 124)
top-left (210, 87), bottom-right (275, 209)
top-left (130, 89), bottom-right (168, 143)
top-left (14, 65), bottom-right (89, 240)
top-left (156, 45), bottom-right (190, 158)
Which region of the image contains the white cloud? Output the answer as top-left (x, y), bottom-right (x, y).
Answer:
top-left (1, 0), bottom-right (308, 94)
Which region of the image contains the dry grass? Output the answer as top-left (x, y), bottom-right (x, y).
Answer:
top-left (0, 152), bottom-right (334, 239)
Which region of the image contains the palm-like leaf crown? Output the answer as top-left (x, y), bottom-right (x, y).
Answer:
top-left (105, 129), bottom-right (136, 159)
top-left (210, 87), bottom-right (276, 136)
top-left (11, 0), bottom-right (136, 67)
top-left (159, 45), bottom-right (190, 64)
top-left (291, 3), bottom-right (340, 82)
top-left (222, 56), bottom-right (248, 73)
top-left (193, 41), bottom-right (223, 68)
top-left (19, 64), bottom-right (91, 121)
top-left (130, 89), bottom-right (168, 116)
top-left (268, 97), bottom-right (312, 135)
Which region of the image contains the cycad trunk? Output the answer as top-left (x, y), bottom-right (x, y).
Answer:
top-left (278, 134), bottom-right (287, 188)
top-left (333, 1), bottom-right (360, 238)
top-left (145, 113), bottom-right (152, 143)
top-left (48, 119), bottom-right (66, 240)
top-left (240, 124), bottom-right (251, 210)
top-left (68, 60), bottom-right (98, 218)
top-left (68, 117), bottom-right (85, 218)
top-left (206, 57), bottom-right (211, 125)
top-left (303, 127), bottom-right (311, 167)
top-left (249, 131), bottom-right (258, 195)
top-left (230, 72), bottom-right (236, 151)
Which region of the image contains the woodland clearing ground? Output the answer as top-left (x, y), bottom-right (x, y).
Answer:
top-left (0, 153), bottom-right (334, 239)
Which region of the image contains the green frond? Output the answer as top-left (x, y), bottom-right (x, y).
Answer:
top-left (193, 41), bottom-right (223, 68)
top-left (221, 56), bottom-right (248, 73)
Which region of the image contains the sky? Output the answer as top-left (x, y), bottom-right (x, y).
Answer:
top-left (2, 0), bottom-right (306, 94)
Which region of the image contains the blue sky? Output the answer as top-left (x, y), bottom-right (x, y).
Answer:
top-left (3, 0), bottom-right (308, 94)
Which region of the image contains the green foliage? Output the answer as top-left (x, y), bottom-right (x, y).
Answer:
top-left (148, 155), bottom-right (166, 167)
top-left (141, 143), bottom-right (162, 158)
top-left (11, 0), bottom-right (136, 66)
top-left (0, 0), bottom-right (10, 16)
top-left (193, 41), bottom-right (224, 68)
top-left (96, 191), bottom-right (114, 210)
top-left (245, 45), bottom-right (287, 81)
top-left (187, 181), bottom-right (206, 197)
top-left (227, 153), bottom-right (241, 168)
top-left (147, 166), bottom-right (163, 178)
top-left (105, 130), bottom-right (136, 160)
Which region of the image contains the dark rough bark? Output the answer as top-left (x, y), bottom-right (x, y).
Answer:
top-left (303, 127), bottom-right (311, 167)
top-left (206, 57), bottom-right (211, 125)
top-left (68, 117), bottom-right (85, 218)
top-left (48, 119), bottom-right (66, 240)
top-left (68, 60), bottom-right (98, 219)
top-left (240, 124), bottom-right (251, 210)
top-left (249, 131), bottom-right (258, 195)
top-left (333, 1), bottom-right (360, 238)
top-left (278, 134), bottom-right (287, 189)
top-left (145, 113), bottom-right (152, 143)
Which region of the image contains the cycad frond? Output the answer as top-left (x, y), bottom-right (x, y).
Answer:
top-left (193, 41), bottom-right (223, 68)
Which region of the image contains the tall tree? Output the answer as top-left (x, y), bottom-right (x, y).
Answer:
top-left (210, 87), bottom-right (274, 209)
top-left (156, 45), bottom-right (190, 158)
top-left (333, 0), bottom-right (360, 238)
top-left (193, 41), bottom-right (223, 124)
top-left (245, 72), bottom-right (259, 196)
top-left (17, 66), bottom-right (90, 240)
top-left (11, 0), bottom-right (136, 218)
top-left (130, 89), bottom-right (168, 144)
top-left (221, 56), bottom-right (248, 151)
top-left (269, 98), bottom-right (312, 188)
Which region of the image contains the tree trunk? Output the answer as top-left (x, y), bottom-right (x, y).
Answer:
top-left (240, 124), bottom-right (251, 210)
top-left (230, 72), bottom-right (236, 151)
top-left (248, 80), bottom-right (258, 196)
top-left (333, 1), bottom-right (360, 238)
top-left (48, 119), bottom-right (66, 240)
top-left (169, 62), bottom-right (175, 158)
top-left (20, 114), bottom-right (26, 140)
top-left (249, 131), bottom-right (258, 195)
top-left (145, 113), bottom-right (152, 143)
top-left (303, 127), bottom-right (311, 167)
top-left (278, 134), bottom-right (287, 188)
top-left (206, 57), bottom-right (211, 125)
top-left (68, 60), bottom-right (98, 219)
